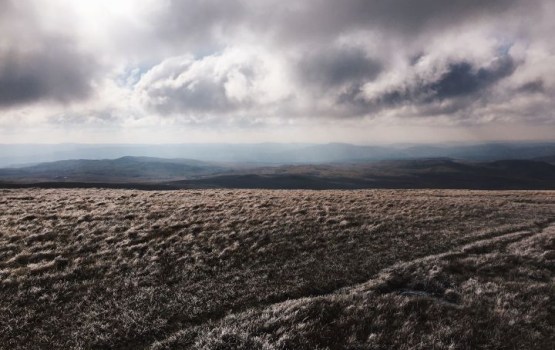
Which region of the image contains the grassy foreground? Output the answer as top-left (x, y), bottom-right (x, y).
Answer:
top-left (0, 189), bottom-right (554, 349)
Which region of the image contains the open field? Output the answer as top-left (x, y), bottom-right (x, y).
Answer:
top-left (0, 189), bottom-right (554, 349)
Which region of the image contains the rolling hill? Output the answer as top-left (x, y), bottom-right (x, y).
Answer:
top-left (2, 142), bottom-right (555, 167)
top-left (1, 157), bottom-right (554, 189)
top-left (0, 156), bottom-right (230, 183)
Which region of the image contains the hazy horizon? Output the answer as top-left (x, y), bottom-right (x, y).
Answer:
top-left (2, 141), bottom-right (555, 168)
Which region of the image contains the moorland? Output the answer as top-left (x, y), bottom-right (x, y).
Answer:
top-left (0, 189), bottom-right (554, 349)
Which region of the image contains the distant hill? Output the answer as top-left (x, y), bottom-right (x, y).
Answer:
top-left (2, 142), bottom-right (555, 167)
top-left (170, 159), bottom-right (555, 190)
top-left (0, 156), bottom-right (230, 183)
top-left (1, 157), bottom-right (554, 190)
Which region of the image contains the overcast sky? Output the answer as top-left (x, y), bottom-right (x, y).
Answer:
top-left (0, 0), bottom-right (554, 144)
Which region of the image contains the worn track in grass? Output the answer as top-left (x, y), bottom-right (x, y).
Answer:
top-left (151, 222), bottom-right (555, 349)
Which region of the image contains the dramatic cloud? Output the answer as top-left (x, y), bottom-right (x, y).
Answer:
top-left (0, 39), bottom-right (99, 107)
top-left (153, 0), bottom-right (246, 51)
top-left (517, 80), bottom-right (545, 94)
top-left (0, 0), bottom-right (553, 142)
top-left (0, 1), bottom-right (101, 108)
top-left (297, 47), bottom-right (382, 89)
top-left (254, 0), bottom-right (527, 44)
top-left (363, 55), bottom-right (516, 107)
top-left (135, 48), bottom-right (292, 120)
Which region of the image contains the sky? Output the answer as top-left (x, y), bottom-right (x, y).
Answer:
top-left (0, 0), bottom-right (554, 144)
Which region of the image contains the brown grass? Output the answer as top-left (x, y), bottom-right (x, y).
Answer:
top-left (0, 189), bottom-right (554, 349)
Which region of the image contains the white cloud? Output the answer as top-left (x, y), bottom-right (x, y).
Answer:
top-left (135, 47), bottom-right (294, 121)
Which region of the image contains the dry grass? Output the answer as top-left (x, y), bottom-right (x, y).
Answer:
top-left (0, 189), bottom-right (554, 349)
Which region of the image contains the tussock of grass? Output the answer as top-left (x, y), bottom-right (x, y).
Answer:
top-left (0, 189), bottom-right (554, 349)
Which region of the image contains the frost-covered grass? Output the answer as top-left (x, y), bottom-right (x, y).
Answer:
top-left (159, 228), bottom-right (555, 350)
top-left (0, 189), bottom-right (553, 349)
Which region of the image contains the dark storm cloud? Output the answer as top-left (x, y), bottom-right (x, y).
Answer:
top-left (149, 0), bottom-right (530, 49)
top-left (302, 53), bottom-right (527, 122)
top-left (369, 55), bottom-right (517, 109)
top-left (429, 56), bottom-right (516, 100)
top-left (298, 47), bottom-right (382, 89)
top-left (252, 0), bottom-right (527, 44)
top-left (297, 47), bottom-right (383, 116)
top-left (0, 40), bottom-right (98, 107)
top-left (152, 0), bottom-right (246, 52)
top-left (0, 1), bottom-right (100, 109)
top-left (517, 80), bottom-right (545, 94)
